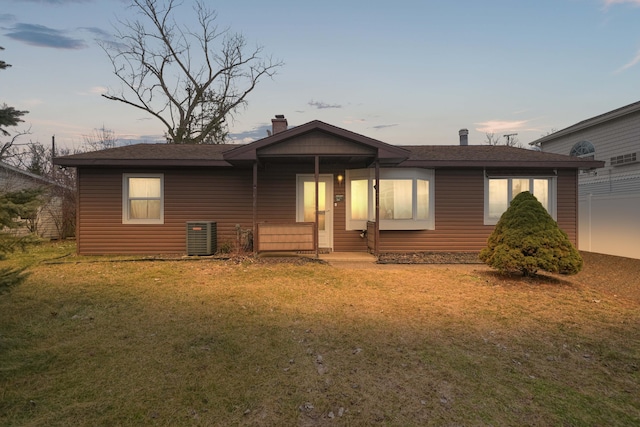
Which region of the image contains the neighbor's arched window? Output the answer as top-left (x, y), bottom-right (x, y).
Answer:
top-left (570, 140), bottom-right (595, 158)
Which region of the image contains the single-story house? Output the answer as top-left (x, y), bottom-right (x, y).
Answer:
top-left (0, 161), bottom-right (68, 240)
top-left (53, 117), bottom-right (604, 256)
top-left (531, 100), bottom-right (640, 259)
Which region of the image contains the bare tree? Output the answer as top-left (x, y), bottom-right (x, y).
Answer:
top-left (484, 132), bottom-right (522, 148)
top-left (101, 0), bottom-right (283, 144)
top-left (83, 126), bottom-right (119, 151)
top-left (485, 132), bottom-right (501, 146)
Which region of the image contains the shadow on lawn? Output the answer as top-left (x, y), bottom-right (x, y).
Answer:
top-left (474, 269), bottom-right (581, 289)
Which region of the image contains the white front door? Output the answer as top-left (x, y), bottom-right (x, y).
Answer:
top-left (297, 174), bottom-right (333, 249)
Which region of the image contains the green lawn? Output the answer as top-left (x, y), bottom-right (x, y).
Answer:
top-left (1, 242), bottom-right (639, 426)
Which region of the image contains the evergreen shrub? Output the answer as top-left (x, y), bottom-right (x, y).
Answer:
top-left (479, 191), bottom-right (582, 276)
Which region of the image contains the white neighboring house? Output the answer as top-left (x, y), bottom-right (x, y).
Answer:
top-left (531, 100), bottom-right (640, 259)
top-left (0, 161), bottom-right (67, 240)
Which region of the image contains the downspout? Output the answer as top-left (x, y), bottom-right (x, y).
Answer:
top-left (252, 161), bottom-right (258, 254)
top-left (315, 155), bottom-right (320, 259)
top-left (574, 169), bottom-right (579, 249)
top-left (75, 166), bottom-right (81, 255)
top-left (374, 157), bottom-right (380, 256)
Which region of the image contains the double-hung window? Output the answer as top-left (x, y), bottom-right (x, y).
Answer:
top-left (122, 173), bottom-right (164, 224)
top-left (346, 168), bottom-right (434, 230)
top-left (484, 175), bottom-right (555, 225)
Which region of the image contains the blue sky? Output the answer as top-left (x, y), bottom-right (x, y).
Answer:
top-left (1, 0), bottom-right (640, 150)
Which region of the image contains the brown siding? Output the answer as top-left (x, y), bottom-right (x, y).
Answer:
top-left (259, 131), bottom-right (375, 156)
top-left (255, 162), bottom-right (366, 252)
top-left (556, 169), bottom-right (578, 245)
top-left (77, 168), bottom-right (253, 255)
top-left (378, 169), bottom-right (492, 252)
top-left (377, 168), bottom-right (579, 252)
top-left (254, 163), bottom-right (298, 223)
top-left (76, 165), bottom-right (579, 255)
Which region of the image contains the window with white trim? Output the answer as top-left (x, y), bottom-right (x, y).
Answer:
top-left (570, 140), bottom-right (595, 159)
top-left (484, 176), bottom-right (555, 225)
top-left (346, 168), bottom-right (434, 230)
top-left (122, 173), bottom-right (164, 224)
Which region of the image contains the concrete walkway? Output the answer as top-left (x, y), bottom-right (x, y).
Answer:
top-left (318, 252), bottom-right (377, 264)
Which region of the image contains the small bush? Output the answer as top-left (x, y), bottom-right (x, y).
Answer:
top-left (0, 267), bottom-right (29, 294)
top-left (217, 241), bottom-right (234, 254)
top-left (479, 191), bottom-right (582, 276)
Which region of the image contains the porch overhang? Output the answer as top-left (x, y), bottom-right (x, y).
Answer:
top-left (223, 120), bottom-right (410, 166)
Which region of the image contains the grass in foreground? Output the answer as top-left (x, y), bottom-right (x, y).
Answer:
top-left (1, 242), bottom-right (639, 426)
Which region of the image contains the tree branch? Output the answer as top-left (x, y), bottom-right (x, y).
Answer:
top-left (100, 0), bottom-right (282, 143)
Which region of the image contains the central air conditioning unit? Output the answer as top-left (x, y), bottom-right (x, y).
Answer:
top-left (186, 221), bottom-right (217, 256)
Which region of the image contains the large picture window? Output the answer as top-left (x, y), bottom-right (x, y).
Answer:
top-left (123, 173), bottom-right (164, 224)
top-left (346, 168), bottom-right (434, 230)
top-left (484, 176), bottom-right (555, 225)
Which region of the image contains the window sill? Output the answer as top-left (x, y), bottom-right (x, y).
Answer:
top-left (122, 219), bottom-right (164, 225)
top-left (348, 220), bottom-right (434, 231)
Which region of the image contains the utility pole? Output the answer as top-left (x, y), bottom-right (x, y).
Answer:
top-left (503, 133), bottom-right (518, 147)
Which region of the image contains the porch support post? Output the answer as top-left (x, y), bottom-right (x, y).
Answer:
top-left (374, 157), bottom-right (380, 255)
top-left (314, 155), bottom-right (320, 259)
top-left (252, 161), bottom-right (258, 254)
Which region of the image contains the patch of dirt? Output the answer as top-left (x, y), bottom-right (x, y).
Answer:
top-left (218, 254), bottom-right (327, 266)
top-left (377, 252), bottom-right (481, 264)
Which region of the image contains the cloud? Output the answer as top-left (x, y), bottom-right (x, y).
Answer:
top-left (308, 100), bottom-right (342, 109)
top-left (120, 134), bottom-right (166, 145)
top-left (22, 98), bottom-right (44, 106)
top-left (342, 118), bottom-right (366, 125)
top-left (91, 86), bottom-right (108, 95)
top-left (77, 86), bottom-right (108, 96)
top-left (370, 124), bottom-right (399, 130)
top-left (615, 48), bottom-right (640, 72)
top-left (229, 124), bottom-right (272, 143)
top-left (14, 0), bottom-right (91, 3)
top-left (80, 27), bottom-right (112, 39)
top-left (603, 0), bottom-right (640, 6)
top-left (0, 14), bottom-right (16, 23)
top-left (5, 23), bottom-right (87, 49)
top-left (474, 120), bottom-right (530, 134)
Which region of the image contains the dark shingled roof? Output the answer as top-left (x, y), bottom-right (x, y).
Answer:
top-left (398, 145), bottom-right (603, 168)
top-left (54, 133), bottom-right (604, 170)
top-left (54, 143), bottom-right (233, 167)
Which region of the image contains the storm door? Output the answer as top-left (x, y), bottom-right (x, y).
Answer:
top-left (296, 174), bottom-right (333, 249)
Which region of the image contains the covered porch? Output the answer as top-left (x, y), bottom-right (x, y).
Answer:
top-left (222, 117), bottom-right (410, 257)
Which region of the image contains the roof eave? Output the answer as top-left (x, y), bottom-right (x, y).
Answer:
top-left (531, 100), bottom-right (640, 146)
top-left (53, 158), bottom-right (232, 167)
top-left (399, 160), bottom-right (606, 169)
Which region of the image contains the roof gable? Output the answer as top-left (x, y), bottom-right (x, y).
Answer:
top-left (258, 129), bottom-right (376, 157)
top-left (531, 100), bottom-right (640, 146)
top-left (223, 120), bottom-right (410, 164)
top-left (0, 161), bottom-right (63, 188)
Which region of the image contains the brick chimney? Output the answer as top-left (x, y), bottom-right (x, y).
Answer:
top-left (271, 114), bottom-right (288, 135)
top-left (459, 128), bottom-right (469, 146)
